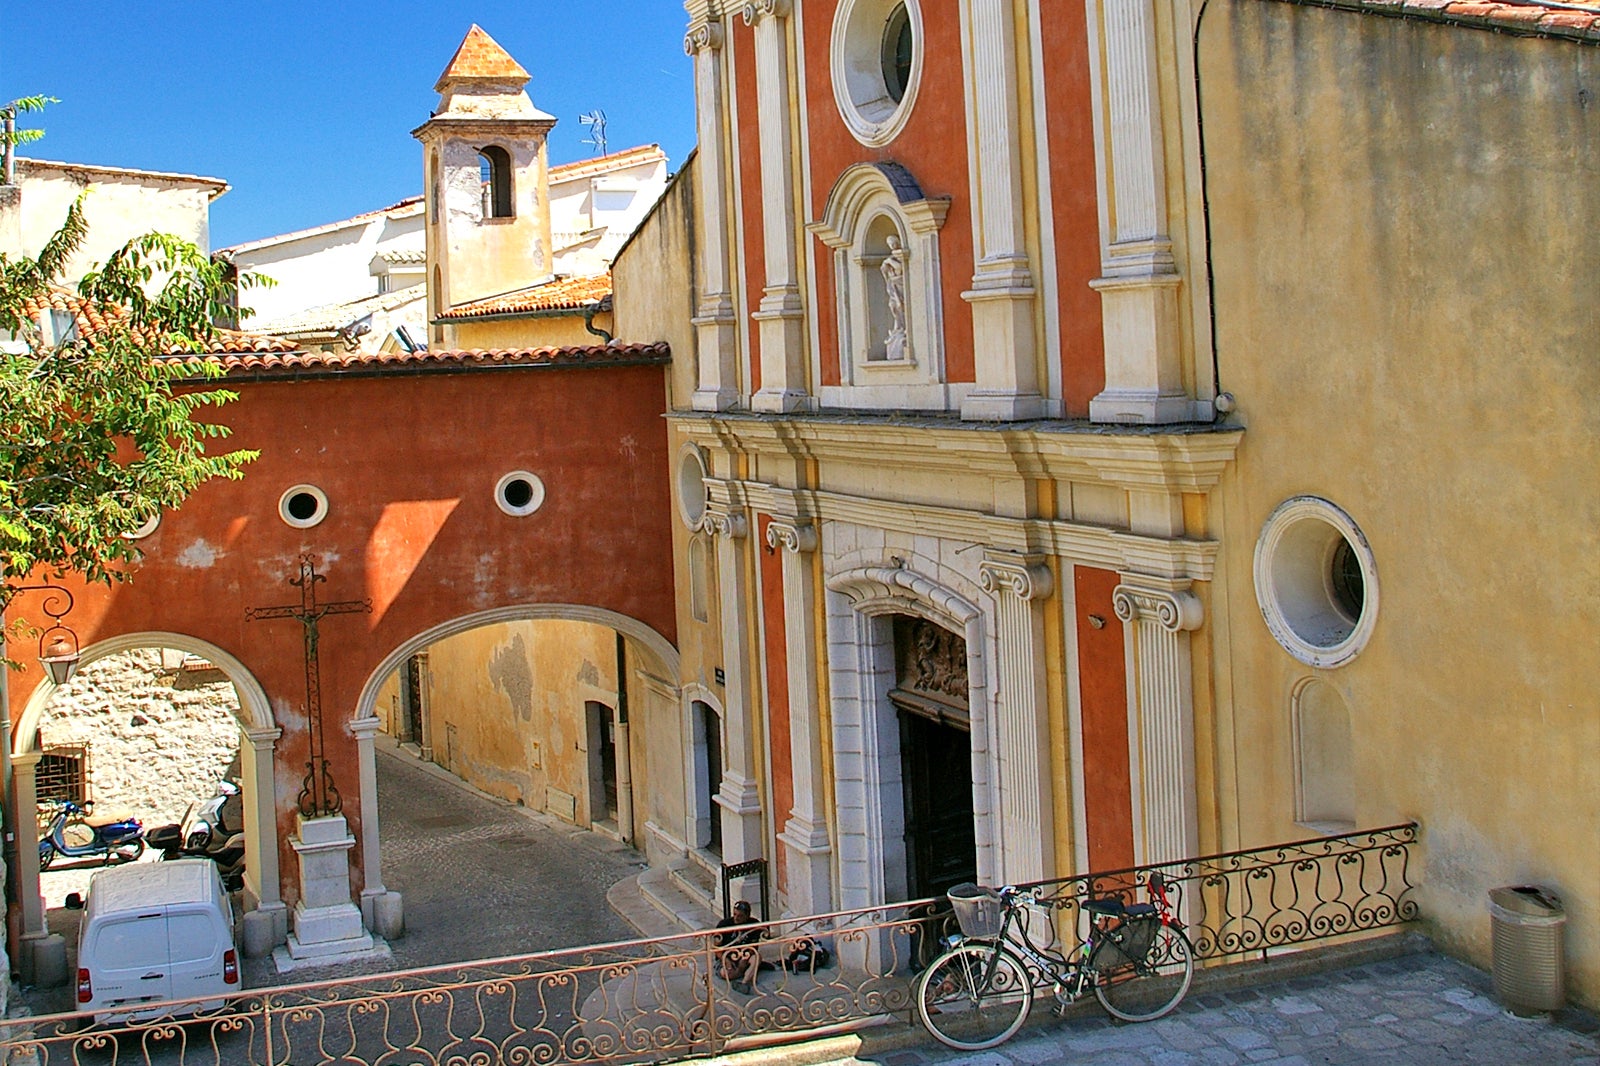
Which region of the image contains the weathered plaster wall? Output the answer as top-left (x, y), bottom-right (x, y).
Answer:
top-left (228, 209), bottom-right (424, 329)
top-left (1201, 0), bottom-right (1600, 1003)
top-left (613, 154), bottom-right (697, 410)
top-left (422, 619), bottom-right (615, 823)
top-left (449, 311), bottom-right (613, 351)
top-left (35, 649), bottom-right (240, 826)
top-left (1, 161), bottom-right (217, 277)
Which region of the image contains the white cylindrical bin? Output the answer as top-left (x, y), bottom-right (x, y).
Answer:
top-left (1488, 885), bottom-right (1566, 1013)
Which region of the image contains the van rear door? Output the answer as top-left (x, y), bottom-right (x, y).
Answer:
top-left (88, 912), bottom-right (172, 1010)
top-left (165, 908), bottom-right (226, 1005)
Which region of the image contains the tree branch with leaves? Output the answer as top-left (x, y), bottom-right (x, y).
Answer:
top-left (0, 194), bottom-right (261, 608)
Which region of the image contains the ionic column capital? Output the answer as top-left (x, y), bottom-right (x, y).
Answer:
top-left (979, 551), bottom-right (1053, 601)
top-left (765, 519), bottom-right (817, 554)
top-left (1113, 581), bottom-right (1203, 632)
top-left (741, 0), bottom-right (789, 25)
top-left (702, 509), bottom-right (749, 539)
top-left (684, 19), bottom-right (724, 54)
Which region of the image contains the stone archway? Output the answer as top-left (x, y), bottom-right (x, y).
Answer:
top-left (12, 631), bottom-right (284, 965)
top-left (349, 604), bottom-right (681, 929)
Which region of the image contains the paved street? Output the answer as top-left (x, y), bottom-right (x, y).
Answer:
top-left (759, 950), bottom-right (1599, 1066)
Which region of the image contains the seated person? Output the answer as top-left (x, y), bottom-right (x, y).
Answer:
top-left (714, 900), bottom-right (762, 993)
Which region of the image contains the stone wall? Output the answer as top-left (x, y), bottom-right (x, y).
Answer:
top-left (37, 648), bottom-right (242, 827)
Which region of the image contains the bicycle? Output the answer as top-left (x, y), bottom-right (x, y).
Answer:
top-left (913, 874), bottom-right (1195, 1051)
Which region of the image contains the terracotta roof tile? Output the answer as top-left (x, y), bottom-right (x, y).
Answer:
top-left (1278, 0), bottom-right (1600, 39)
top-left (434, 25), bottom-right (529, 92)
top-left (17, 287), bottom-right (299, 355)
top-left (435, 274), bottom-right (613, 321)
top-left (159, 342), bottom-right (670, 381)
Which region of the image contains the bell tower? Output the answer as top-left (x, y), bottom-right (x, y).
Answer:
top-left (414, 25), bottom-right (556, 343)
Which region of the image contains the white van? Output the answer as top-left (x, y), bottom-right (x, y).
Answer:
top-left (72, 859), bottom-right (240, 1022)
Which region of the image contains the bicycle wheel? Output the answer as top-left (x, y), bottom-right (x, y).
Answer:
top-left (914, 943), bottom-right (1034, 1051)
top-left (1093, 922), bottom-right (1194, 1022)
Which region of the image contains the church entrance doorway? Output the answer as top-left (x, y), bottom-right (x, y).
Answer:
top-left (889, 616), bottom-right (976, 900)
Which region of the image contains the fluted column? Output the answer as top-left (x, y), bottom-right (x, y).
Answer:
top-left (1113, 578), bottom-right (1203, 867)
top-left (765, 519), bottom-right (832, 915)
top-left (703, 504), bottom-right (764, 864)
top-left (961, 0), bottom-right (1045, 422)
top-left (979, 551), bottom-right (1055, 883)
top-left (1087, 0), bottom-right (1192, 424)
top-left (743, 0), bottom-right (809, 413)
top-left (685, 15), bottom-right (742, 411)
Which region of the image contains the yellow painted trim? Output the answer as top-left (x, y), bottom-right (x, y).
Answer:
top-left (1042, 547), bottom-right (1074, 879)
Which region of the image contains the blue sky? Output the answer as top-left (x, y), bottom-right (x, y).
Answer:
top-left (1, 2), bottom-right (698, 249)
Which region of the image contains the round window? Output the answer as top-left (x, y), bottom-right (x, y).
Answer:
top-left (278, 485), bottom-right (329, 529)
top-left (832, 0), bottom-right (922, 147)
top-left (1253, 497), bottom-right (1379, 668)
top-left (676, 444), bottom-right (710, 530)
top-left (495, 471), bottom-right (546, 517)
top-left (122, 511), bottom-right (161, 541)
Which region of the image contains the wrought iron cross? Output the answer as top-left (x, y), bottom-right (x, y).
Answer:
top-left (247, 554), bottom-right (371, 818)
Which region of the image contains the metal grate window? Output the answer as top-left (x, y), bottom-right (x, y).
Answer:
top-left (37, 746), bottom-right (88, 804)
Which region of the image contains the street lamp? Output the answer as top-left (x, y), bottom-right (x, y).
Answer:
top-left (11, 581), bottom-right (81, 684)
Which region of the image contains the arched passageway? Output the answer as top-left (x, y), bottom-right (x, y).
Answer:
top-left (350, 605), bottom-right (680, 933)
top-left (12, 632), bottom-right (283, 968)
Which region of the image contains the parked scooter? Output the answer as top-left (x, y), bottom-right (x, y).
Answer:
top-left (146, 779), bottom-right (239, 857)
top-left (146, 779), bottom-right (246, 890)
top-left (37, 799), bottom-right (144, 870)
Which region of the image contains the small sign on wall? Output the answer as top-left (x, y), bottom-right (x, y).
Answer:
top-left (714, 668), bottom-right (725, 686)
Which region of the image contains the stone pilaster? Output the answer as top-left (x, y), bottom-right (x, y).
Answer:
top-left (11, 750), bottom-right (64, 986)
top-left (743, 0), bottom-right (809, 413)
top-left (765, 518), bottom-right (832, 915)
top-left (1113, 577), bottom-right (1203, 867)
top-left (240, 725), bottom-right (288, 954)
top-left (961, 0), bottom-right (1045, 422)
top-left (350, 717), bottom-right (403, 939)
top-left (686, 16), bottom-right (742, 411)
top-left (703, 505), bottom-right (765, 865)
top-left (1087, 0), bottom-right (1192, 425)
top-left (979, 551), bottom-right (1055, 883)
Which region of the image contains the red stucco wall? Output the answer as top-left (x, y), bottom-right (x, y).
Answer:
top-left (755, 515), bottom-right (794, 886)
top-left (9, 363), bottom-right (676, 907)
top-left (1074, 566), bottom-right (1135, 872)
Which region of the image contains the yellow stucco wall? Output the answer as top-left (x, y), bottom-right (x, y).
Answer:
top-left (1201, 0), bottom-right (1600, 1004)
top-left (448, 311), bottom-right (612, 351)
top-left (381, 620), bottom-right (651, 832)
top-left (613, 153), bottom-right (698, 411)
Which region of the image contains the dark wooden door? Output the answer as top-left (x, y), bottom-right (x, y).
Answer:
top-left (900, 710), bottom-right (977, 900)
top-left (403, 656), bottom-right (425, 743)
top-left (704, 708), bottom-right (723, 854)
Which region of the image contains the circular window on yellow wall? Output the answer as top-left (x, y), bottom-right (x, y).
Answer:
top-left (1254, 496), bottom-right (1380, 669)
top-left (832, 0), bottom-right (923, 147)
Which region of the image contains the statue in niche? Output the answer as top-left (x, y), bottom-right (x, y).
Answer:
top-left (880, 234), bottom-right (909, 362)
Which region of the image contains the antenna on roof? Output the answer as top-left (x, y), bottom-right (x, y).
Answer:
top-left (579, 110), bottom-right (608, 157)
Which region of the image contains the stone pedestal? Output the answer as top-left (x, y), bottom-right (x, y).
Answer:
top-left (273, 813), bottom-right (389, 971)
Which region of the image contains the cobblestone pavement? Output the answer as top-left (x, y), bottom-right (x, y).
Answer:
top-left (238, 741), bottom-right (648, 983)
top-left (783, 951), bottom-right (1598, 1066)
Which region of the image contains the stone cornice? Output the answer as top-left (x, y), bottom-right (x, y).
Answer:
top-left (667, 411), bottom-right (1242, 495)
top-left (736, 481), bottom-right (1219, 580)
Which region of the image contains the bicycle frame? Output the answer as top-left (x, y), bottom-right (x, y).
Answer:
top-left (959, 876), bottom-right (1179, 1005)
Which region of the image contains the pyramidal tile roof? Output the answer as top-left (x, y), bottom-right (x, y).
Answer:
top-left (434, 25), bottom-right (529, 92)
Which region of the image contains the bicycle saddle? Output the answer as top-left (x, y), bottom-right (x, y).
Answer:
top-left (1083, 897), bottom-right (1158, 918)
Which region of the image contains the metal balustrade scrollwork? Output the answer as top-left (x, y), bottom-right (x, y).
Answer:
top-left (0, 824), bottom-right (1416, 1065)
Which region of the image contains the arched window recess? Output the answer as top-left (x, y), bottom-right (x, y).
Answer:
top-left (478, 145), bottom-right (514, 219)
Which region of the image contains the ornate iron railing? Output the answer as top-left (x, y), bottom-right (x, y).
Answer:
top-left (1026, 822), bottom-right (1420, 962)
top-left (0, 823), bottom-right (1417, 1064)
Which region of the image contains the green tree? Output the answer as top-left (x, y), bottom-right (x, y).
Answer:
top-left (0, 197), bottom-right (260, 605)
